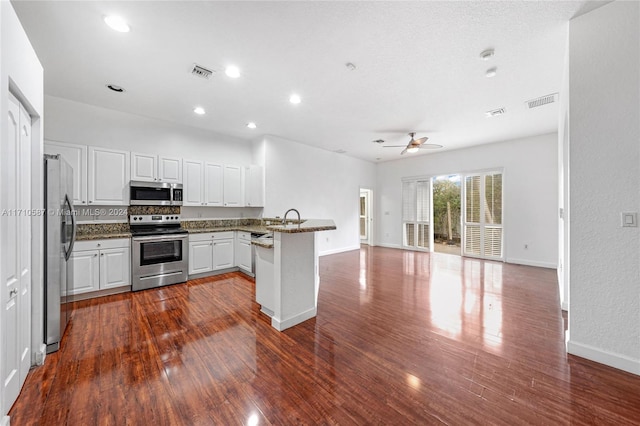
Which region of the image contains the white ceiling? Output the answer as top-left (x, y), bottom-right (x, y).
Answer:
top-left (12, 0), bottom-right (607, 162)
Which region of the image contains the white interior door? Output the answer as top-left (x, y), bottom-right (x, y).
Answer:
top-left (2, 94), bottom-right (32, 414)
top-left (359, 189), bottom-right (372, 244)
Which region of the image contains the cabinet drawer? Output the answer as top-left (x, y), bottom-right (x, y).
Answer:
top-left (213, 231), bottom-right (234, 240)
top-left (237, 231), bottom-right (251, 241)
top-left (189, 232), bottom-right (214, 243)
top-left (74, 238), bottom-right (130, 252)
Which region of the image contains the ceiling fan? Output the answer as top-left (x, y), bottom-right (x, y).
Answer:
top-left (383, 132), bottom-right (442, 155)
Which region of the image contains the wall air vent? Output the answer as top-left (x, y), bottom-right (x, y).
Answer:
top-left (485, 108), bottom-right (506, 117)
top-left (526, 93), bottom-right (558, 109)
top-left (191, 64), bottom-right (214, 79)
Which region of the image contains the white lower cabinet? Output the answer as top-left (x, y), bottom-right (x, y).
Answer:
top-left (236, 231), bottom-right (252, 273)
top-left (71, 239), bottom-right (130, 296)
top-left (188, 232), bottom-right (235, 275)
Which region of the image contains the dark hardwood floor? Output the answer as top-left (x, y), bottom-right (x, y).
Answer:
top-left (9, 246), bottom-right (640, 425)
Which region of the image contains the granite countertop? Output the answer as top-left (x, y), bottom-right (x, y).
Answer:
top-left (252, 237), bottom-right (274, 249)
top-left (266, 219), bottom-right (337, 234)
top-left (187, 225), bottom-right (270, 234)
top-left (76, 232), bottom-right (132, 241)
top-left (75, 222), bottom-right (131, 241)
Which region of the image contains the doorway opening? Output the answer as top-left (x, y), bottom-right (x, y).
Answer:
top-left (432, 174), bottom-right (461, 255)
top-left (360, 188), bottom-right (372, 245)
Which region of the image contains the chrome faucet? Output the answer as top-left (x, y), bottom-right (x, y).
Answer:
top-left (283, 208), bottom-right (300, 225)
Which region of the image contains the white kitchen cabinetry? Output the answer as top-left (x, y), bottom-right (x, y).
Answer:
top-left (244, 165), bottom-right (264, 207)
top-left (183, 161), bottom-right (246, 207)
top-left (132, 152), bottom-right (182, 183)
top-left (189, 238), bottom-right (214, 274)
top-left (88, 147), bottom-right (130, 205)
top-left (205, 163), bottom-right (224, 206)
top-left (236, 231), bottom-right (252, 273)
top-left (44, 140), bottom-right (88, 205)
top-left (71, 238), bottom-right (131, 296)
top-left (188, 232), bottom-right (235, 275)
top-left (184, 160), bottom-right (224, 206)
top-left (223, 164), bottom-right (243, 207)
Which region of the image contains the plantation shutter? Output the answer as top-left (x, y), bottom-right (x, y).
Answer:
top-left (402, 179), bottom-right (431, 249)
top-left (463, 172), bottom-right (503, 259)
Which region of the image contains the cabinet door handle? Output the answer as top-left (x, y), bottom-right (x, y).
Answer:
top-left (9, 288), bottom-right (18, 298)
top-left (94, 254), bottom-right (97, 257)
top-left (100, 253), bottom-right (104, 256)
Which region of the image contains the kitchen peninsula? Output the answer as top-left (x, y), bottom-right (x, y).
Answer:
top-left (254, 219), bottom-right (337, 331)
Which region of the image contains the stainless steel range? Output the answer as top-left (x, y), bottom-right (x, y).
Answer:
top-left (130, 214), bottom-right (188, 291)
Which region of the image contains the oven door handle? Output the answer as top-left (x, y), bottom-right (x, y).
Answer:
top-left (132, 234), bottom-right (188, 242)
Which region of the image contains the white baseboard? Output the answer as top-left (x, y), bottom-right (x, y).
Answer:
top-left (319, 245), bottom-right (360, 256)
top-left (272, 307), bottom-right (317, 331)
top-left (506, 257), bottom-right (557, 269)
top-left (567, 339), bottom-right (640, 376)
top-left (374, 242), bottom-right (402, 249)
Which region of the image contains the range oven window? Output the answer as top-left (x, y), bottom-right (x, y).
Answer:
top-left (139, 240), bottom-right (183, 266)
top-left (131, 186), bottom-right (171, 202)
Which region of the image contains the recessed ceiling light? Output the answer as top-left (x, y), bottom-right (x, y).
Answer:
top-left (247, 122), bottom-right (257, 129)
top-left (193, 106), bottom-right (205, 115)
top-left (225, 65), bottom-right (241, 78)
top-left (106, 84), bottom-right (125, 92)
top-left (479, 49), bottom-right (494, 60)
top-left (289, 94), bottom-right (302, 104)
top-left (345, 62), bottom-right (356, 71)
top-left (372, 139), bottom-right (385, 144)
top-left (485, 67), bottom-right (497, 78)
top-left (104, 15), bottom-right (130, 33)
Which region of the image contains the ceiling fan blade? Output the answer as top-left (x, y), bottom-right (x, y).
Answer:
top-left (414, 137), bottom-right (428, 145)
top-left (400, 148), bottom-right (408, 155)
top-left (419, 143), bottom-right (443, 150)
top-left (383, 145), bottom-right (408, 148)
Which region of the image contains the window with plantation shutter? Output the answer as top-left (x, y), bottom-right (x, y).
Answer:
top-left (463, 171), bottom-right (503, 260)
top-left (402, 178), bottom-right (431, 250)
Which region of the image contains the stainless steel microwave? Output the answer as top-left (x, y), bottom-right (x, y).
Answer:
top-left (129, 181), bottom-right (183, 206)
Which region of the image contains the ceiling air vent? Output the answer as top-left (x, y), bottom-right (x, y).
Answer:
top-left (526, 93), bottom-right (558, 109)
top-left (191, 64), bottom-right (214, 79)
top-left (485, 107), bottom-right (506, 117)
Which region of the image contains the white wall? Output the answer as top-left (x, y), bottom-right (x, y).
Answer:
top-left (567, 0), bottom-right (640, 375)
top-left (1, 0), bottom-right (44, 417)
top-left (45, 95), bottom-right (260, 219)
top-left (261, 135), bottom-right (376, 255)
top-left (558, 28), bottom-right (570, 311)
top-left (376, 133), bottom-right (558, 268)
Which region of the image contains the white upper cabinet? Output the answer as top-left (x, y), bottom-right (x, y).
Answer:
top-left (245, 165), bottom-right (264, 207)
top-left (205, 163), bottom-right (224, 206)
top-left (183, 163), bottom-right (249, 207)
top-left (183, 159), bottom-right (204, 206)
top-left (223, 164), bottom-right (243, 207)
top-left (88, 147), bottom-right (130, 205)
top-left (132, 152), bottom-right (182, 183)
top-left (158, 156), bottom-right (182, 183)
top-left (44, 140), bottom-right (88, 205)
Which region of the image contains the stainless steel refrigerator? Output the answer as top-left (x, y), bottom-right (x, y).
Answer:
top-left (44, 154), bottom-right (76, 353)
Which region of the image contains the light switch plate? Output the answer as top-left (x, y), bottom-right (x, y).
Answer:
top-left (621, 212), bottom-right (637, 227)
